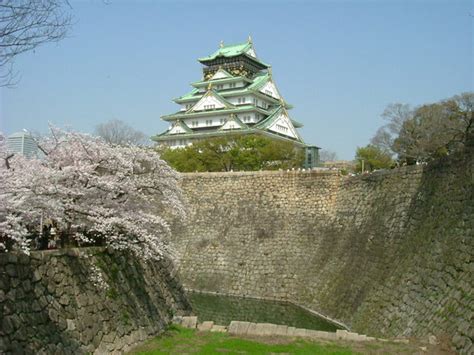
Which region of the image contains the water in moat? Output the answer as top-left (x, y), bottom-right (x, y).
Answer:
top-left (187, 292), bottom-right (343, 332)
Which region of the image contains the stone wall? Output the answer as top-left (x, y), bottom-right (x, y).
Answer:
top-left (0, 247), bottom-right (191, 354)
top-left (169, 148), bottom-right (473, 353)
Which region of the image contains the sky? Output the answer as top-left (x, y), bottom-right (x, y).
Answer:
top-left (0, 0), bottom-right (472, 160)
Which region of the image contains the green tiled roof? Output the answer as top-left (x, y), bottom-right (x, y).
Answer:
top-left (191, 76), bottom-right (253, 88)
top-left (290, 118), bottom-right (303, 128)
top-left (161, 105), bottom-right (269, 121)
top-left (198, 41), bottom-right (270, 67)
top-left (175, 87), bottom-right (200, 101)
top-left (247, 72), bottom-right (269, 90)
top-left (199, 42), bottom-right (251, 61)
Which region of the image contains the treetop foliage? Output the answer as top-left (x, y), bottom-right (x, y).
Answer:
top-left (370, 92), bottom-right (473, 164)
top-left (355, 144), bottom-right (394, 172)
top-left (158, 134), bottom-right (304, 173)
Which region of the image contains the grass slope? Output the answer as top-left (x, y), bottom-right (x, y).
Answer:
top-left (130, 325), bottom-right (352, 354)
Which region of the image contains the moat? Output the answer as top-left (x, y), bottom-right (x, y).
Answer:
top-left (187, 292), bottom-right (342, 332)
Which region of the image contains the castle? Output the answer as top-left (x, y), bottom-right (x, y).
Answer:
top-left (152, 37), bottom-right (320, 168)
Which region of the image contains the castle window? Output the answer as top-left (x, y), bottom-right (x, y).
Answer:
top-left (206, 120), bottom-right (213, 126)
top-left (229, 83), bottom-right (236, 88)
top-left (276, 124), bottom-right (288, 133)
top-left (237, 97), bottom-right (246, 104)
top-left (192, 121), bottom-right (198, 127)
top-left (204, 104), bottom-right (216, 110)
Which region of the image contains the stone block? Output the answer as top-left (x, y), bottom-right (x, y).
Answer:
top-left (254, 323), bottom-right (277, 336)
top-left (274, 324), bottom-right (288, 336)
top-left (181, 316), bottom-right (198, 329)
top-left (198, 321), bottom-right (214, 331)
top-left (67, 319), bottom-right (76, 331)
top-left (306, 329), bottom-right (326, 339)
top-left (172, 315), bottom-right (183, 325)
top-left (210, 325), bottom-right (227, 332)
top-left (246, 322), bottom-right (258, 335)
top-left (336, 329), bottom-right (348, 339)
top-left (228, 321), bottom-right (251, 335)
top-left (286, 326), bottom-right (297, 336)
top-left (294, 328), bottom-right (308, 337)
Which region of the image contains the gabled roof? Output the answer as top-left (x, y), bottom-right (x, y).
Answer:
top-left (210, 68), bottom-right (233, 80)
top-left (174, 73), bottom-right (293, 108)
top-left (219, 114), bottom-right (248, 131)
top-left (254, 106), bottom-right (303, 142)
top-left (154, 120), bottom-right (192, 138)
top-left (189, 89), bottom-right (235, 112)
top-left (198, 40), bottom-right (270, 68)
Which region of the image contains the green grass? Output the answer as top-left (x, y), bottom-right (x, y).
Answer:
top-left (129, 325), bottom-right (355, 355)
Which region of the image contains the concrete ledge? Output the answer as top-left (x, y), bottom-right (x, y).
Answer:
top-left (180, 318), bottom-right (384, 344)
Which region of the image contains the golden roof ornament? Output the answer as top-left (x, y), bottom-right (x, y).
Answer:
top-left (268, 66), bottom-right (272, 76)
top-left (220, 40), bottom-right (224, 48)
top-left (248, 35), bottom-right (252, 43)
top-left (208, 82), bottom-right (213, 90)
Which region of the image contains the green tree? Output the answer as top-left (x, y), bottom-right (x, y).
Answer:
top-left (393, 93), bottom-right (473, 163)
top-left (158, 134), bottom-right (304, 172)
top-left (355, 144), bottom-right (394, 172)
top-left (371, 93), bottom-right (473, 165)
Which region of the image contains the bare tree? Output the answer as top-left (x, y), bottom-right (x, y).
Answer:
top-left (95, 119), bottom-right (148, 146)
top-left (0, 0), bottom-right (71, 85)
top-left (371, 103), bottom-right (413, 156)
top-left (319, 150), bottom-right (338, 162)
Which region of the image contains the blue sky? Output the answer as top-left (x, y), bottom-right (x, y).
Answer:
top-left (0, 0), bottom-right (472, 160)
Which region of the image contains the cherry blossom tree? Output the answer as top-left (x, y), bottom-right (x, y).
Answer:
top-left (0, 127), bottom-right (184, 260)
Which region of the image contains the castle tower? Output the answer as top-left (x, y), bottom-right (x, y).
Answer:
top-left (153, 38), bottom-right (319, 167)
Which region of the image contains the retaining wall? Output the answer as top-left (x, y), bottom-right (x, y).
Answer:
top-left (0, 247), bottom-right (191, 354)
top-left (169, 148), bottom-right (473, 353)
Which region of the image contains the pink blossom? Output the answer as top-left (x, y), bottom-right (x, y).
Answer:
top-left (0, 127), bottom-right (185, 260)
